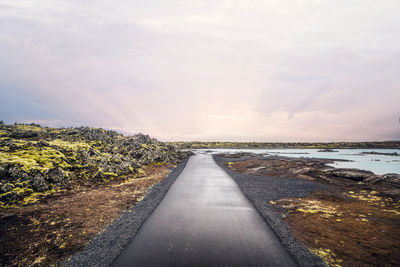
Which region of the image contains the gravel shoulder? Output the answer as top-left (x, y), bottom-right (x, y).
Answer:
top-left (213, 154), bottom-right (327, 267)
top-left (64, 155), bottom-right (191, 267)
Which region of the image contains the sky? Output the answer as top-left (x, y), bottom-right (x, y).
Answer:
top-left (0, 0), bottom-right (399, 141)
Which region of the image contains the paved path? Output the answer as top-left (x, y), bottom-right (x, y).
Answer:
top-left (112, 153), bottom-right (297, 267)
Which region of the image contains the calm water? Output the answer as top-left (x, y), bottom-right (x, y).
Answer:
top-left (197, 148), bottom-right (400, 175)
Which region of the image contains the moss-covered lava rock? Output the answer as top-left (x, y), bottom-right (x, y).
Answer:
top-left (0, 122), bottom-right (189, 207)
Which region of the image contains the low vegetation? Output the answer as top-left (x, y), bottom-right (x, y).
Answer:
top-left (274, 190), bottom-right (400, 267)
top-left (0, 122), bottom-right (188, 208)
top-left (170, 141), bottom-right (400, 149)
top-left (224, 154), bottom-right (400, 266)
top-left (0, 121), bottom-right (190, 266)
top-left (0, 164), bottom-right (173, 266)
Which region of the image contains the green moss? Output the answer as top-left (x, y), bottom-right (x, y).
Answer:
top-left (0, 146), bottom-right (71, 173)
top-left (15, 181), bottom-right (30, 187)
top-left (0, 122), bottom-right (187, 208)
top-left (136, 168), bottom-right (146, 177)
top-left (311, 248), bottom-right (343, 267)
top-left (0, 191), bottom-right (13, 198)
top-left (9, 139), bottom-right (38, 149)
top-left (48, 139), bottom-right (90, 151)
top-left (103, 172), bottom-right (118, 177)
top-left (0, 203), bottom-right (18, 208)
top-left (89, 141), bottom-right (103, 150)
top-left (21, 188), bottom-right (59, 206)
top-left (21, 193), bottom-right (41, 205)
top-left (149, 161), bottom-right (164, 166)
top-left (0, 186), bottom-right (38, 207)
top-left (12, 186), bottom-right (34, 196)
top-left (0, 152), bottom-right (39, 171)
top-left (0, 146), bottom-right (10, 152)
top-left (14, 124), bottom-right (45, 132)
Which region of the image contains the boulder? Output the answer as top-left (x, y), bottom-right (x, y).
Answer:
top-left (37, 140), bottom-right (50, 147)
top-left (365, 173), bottom-right (400, 188)
top-left (8, 166), bottom-right (29, 180)
top-left (324, 169), bottom-right (374, 181)
top-left (31, 174), bottom-right (49, 192)
top-left (0, 182), bottom-right (14, 193)
top-left (45, 168), bottom-right (67, 185)
top-left (382, 174), bottom-right (400, 187)
top-left (0, 164), bottom-right (7, 178)
top-left (292, 167), bottom-right (312, 174)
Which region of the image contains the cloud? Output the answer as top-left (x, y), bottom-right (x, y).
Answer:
top-left (0, 0), bottom-right (399, 141)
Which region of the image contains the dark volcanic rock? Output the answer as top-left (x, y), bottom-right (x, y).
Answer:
top-left (220, 153), bottom-right (400, 190)
top-left (361, 151), bottom-right (399, 156)
top-left (32, 174), bottom-right (49, 192)
top-left (218, 152), bottom-right (259, 158)
top-left (0, 123), bottom-right (190, 206)
top-left (323, 168), bottom-right (374, 181)
top-left (0, 183), bottom-right (14, 193)
top-left (318, 149), bottom-right (338, 152)
top-left (45, 168), bottom-right (67, 185)
top-left (364, 173), bottom-right (400, 188)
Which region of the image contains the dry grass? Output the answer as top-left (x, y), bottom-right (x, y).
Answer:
top-left (228, 158), bottom-right (400, 266)
top-left (272, 191), bottom-right (400, 266)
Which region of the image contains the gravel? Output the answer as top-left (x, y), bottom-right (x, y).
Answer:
top-left (63, 156), bottom-right (191, 267)
top-left (65, 153), bottom-right (327, 267)
top-left (213, 154), bottom-right (328, 267)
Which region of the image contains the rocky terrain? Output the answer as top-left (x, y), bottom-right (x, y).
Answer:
top-left (0, 122), bottom-right (188, 208)
top-left (318, 149), bottom-right (338, 152)
top-left (0, 122), bottom-right (191, 266)
top-left (215, 153), bottom-right (400, 266)
top-left (361, 151), bottom-right (399, 156)
top-left (221, 153), bottom-right (400, 199)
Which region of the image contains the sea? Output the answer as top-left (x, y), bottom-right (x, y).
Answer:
top-left (196, 148), bottom-right (400, 175)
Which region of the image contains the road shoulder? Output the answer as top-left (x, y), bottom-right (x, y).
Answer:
top-left (213, 154), bottom-right (326, 267)
top-left (64, 155), bottom-right (192, 267)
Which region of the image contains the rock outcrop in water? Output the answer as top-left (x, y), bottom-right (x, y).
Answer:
top-left (361, 151), bottom-right (399, 156)
top-left (0, 123), bottom-right (189, 207)
top-left (317, 149), bottom-right (338, 152)
top-left (218, 154), bottom-right (400, 199)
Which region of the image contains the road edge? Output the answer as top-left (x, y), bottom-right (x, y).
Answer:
top-left (213, 154), bottom-right (327, 267)
top-left (63, 155), bottom-right (192, 267)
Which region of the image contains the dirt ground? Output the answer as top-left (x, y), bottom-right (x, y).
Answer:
top-left (274, 190), bottom-right (400, 267)
top-left (0, 164), bottom-right (172, 267)
top-left (227, 158), bottom-right (400, 267)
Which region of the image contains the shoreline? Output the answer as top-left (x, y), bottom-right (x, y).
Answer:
top-left (170, 141), bottom-right (400, 150)
top-left (201, 149), bottom-right (400, 176)
top-left (214, 153), bottom-right (400, 266)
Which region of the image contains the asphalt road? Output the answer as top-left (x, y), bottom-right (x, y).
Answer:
top-left (112, 153), bottom-right (297, 267)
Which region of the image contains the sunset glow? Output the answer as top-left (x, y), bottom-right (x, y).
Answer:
top-left (1, 0), bottom-right (399, 141)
